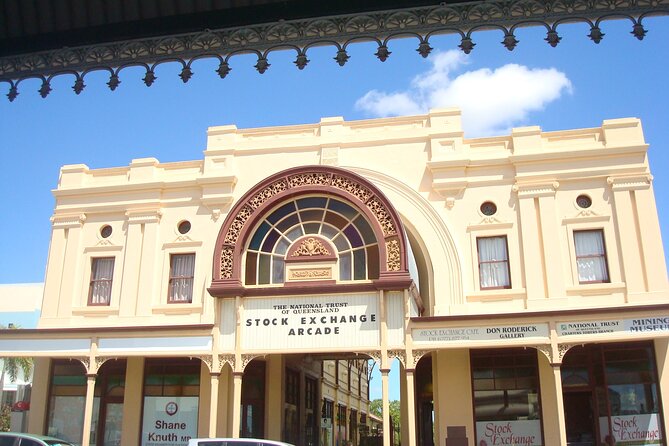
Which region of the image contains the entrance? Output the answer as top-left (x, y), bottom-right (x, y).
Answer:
top-left (564, 392), bottom-right (595, 446)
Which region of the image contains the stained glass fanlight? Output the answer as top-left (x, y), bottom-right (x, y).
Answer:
top-left (245, 196), bottom-right (380, 285)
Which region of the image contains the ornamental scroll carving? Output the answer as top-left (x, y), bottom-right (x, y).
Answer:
top-left (386, 238), bottom-right (401, 271)
top-left (288, 173), bottom-right (331, 187)
top-left (72, 356), bottom-right (91, 372)
top-left (291, 237), bottom-right (331, 257)
top-left (218, 354), bottom-right (235, 372)
top-left (412, 350), bottom-right (430, 367)
top-left (220, 246), bottom-right (235, 279)
top-left (534, 345), bottom-right (552, 363)
top-left (388, 349), bottom-right (406, 367)
top-left (3, 1), bottom-right (665, 99)
top-left (248, 180), bottom-right (288, 209)
top-left (331, 174), bottom-right (373, 203)
top-left (367, 196), bottom-right (397, 237)
top-left (224, 205), bottom-right (252, 245)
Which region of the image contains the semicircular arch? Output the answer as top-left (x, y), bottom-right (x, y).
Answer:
top-left (346, 166), bottom-right (464, 313)
top-left (210, 165), bottom-right (412, 297)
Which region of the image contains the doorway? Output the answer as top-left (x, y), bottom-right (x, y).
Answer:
top-left (564, 391), bottom-right (595, 446)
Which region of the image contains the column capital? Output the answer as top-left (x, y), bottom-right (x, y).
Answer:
top-left (513, 181), bottom-right (559, 198)
top-left (607, 174), bottom-right (652, 191)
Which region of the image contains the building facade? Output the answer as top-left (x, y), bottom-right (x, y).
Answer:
top-left (0, 109), bottom-right (667, 446)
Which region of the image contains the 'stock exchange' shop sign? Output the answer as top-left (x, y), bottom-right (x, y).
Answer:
top-left (413, 323), bottom-right (549, 344)
top-left (141, 396), bottom-right (198, 446)
top-left (476, 420), bottom-right (543, 446)
top-left (241, 294), bottom-right (380, 350)
top-left (600, 414), bottom-right (663, 445)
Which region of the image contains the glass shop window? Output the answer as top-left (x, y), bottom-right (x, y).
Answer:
top-left (141, 359), bottom-right (200, 446)
top-left (47, 360), bottom-right (88, 445)
top-left (561, 342), bottom-right (662, 445)
top-left (471, 348), bottom-right (543, 446)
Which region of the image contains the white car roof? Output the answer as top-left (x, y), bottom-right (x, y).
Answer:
top-left (187, 438), bottom-right (294, 446)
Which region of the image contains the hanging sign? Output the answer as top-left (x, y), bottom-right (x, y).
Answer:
top-left (141, 396), bottom-right (198, 446)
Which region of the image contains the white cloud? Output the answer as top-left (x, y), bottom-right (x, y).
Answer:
top-left (355, 50), bottom-right (572, 137)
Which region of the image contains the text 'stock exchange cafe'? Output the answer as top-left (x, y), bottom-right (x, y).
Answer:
top-left (2, 109), bottom-right (668, 446)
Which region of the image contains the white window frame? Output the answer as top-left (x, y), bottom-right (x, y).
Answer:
top-left (467, 221), bottom-right (523, 299)
top-left (88, 256), bottom-right (115, 306)
top-left (168, 252), bottom-right (196, 303)
top-left (573, 229), bottom-right (610, 284)
top-left (563, 214), bottom-right (621, 290)
top-left (77, 245), bottom-right (123, 314)
top-left (476, 235), bottom-right (512, 290)
top-left (156, 241), bottom-right (203, 313)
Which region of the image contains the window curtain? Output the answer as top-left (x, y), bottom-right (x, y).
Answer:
top-left (169, 254), bottom-right (195, 302)
top-left (91, 258), bottom-right (114, 304)
top-left (478, 237), bottom-right (510, 288)
top-left (574, 231), bottom-right (608, 282)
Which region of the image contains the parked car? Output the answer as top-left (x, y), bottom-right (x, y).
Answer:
top-left (187, 438), bottom-right (294, 446)
top-left (0, 433), bottom-right (74, 446)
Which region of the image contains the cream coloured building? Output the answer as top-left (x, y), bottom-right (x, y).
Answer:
top-left (0, 109), bottom-right (667, 446)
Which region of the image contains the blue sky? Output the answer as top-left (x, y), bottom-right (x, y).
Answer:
top-left (1, 18), bottom-right (668, 399)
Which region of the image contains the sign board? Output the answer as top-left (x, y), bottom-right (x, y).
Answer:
top-left (241, 294), bottom-right (379, 350)
top-left (599, 414), bottom-right (662, 445)
top-left (141, 396), bottom-right (198, 446)
top-left (475, 420), bottom-right (543, 446)
top-left (413, 324), bottom-right (549, 344)
top-left (557, 317), bottom-right (669, 337)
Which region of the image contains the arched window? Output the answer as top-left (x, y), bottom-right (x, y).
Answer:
top-left (245, 196), bottom-right (380, 285)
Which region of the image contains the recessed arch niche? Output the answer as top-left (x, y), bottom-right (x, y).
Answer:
top-left (209, 166), bottom-right (412, 297)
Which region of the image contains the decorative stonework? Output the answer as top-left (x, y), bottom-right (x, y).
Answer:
top-left (224, 205), bottom-right (252, 245)
top-left (388, 349), bottom-right (406, 367)
top-left (291, 237), bottom-right (331, 257)
top-left (220, 246), bottom-right (235, 279)
top-left (558, 343), bottom-right (579, 363)
top-left (331, 174), bottom-right (373, 203)
top-left (288, 172), bottom-right (331, 187)
top-left (242, 354), bottom-right (263, 371)
top-left (386, 238), bottom-right (401, 271)
top-left (218, 354), bottom-right (235, 371)
top-left (534, 345), bottom-right (553, 363)
top-left (412, 349), bottom-right (430, 366)
top-left (197, 355), bottom-right (213, 372)
top-left (73, 356), bottom-right (91, 372)
top-left (248, 180), bottom-right (288, 210)
top-left (2, 1), bottom-right (664, 100)
top-left (367, 196), bottom-right (396, 236)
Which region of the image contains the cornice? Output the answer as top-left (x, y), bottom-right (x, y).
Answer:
top-left (2, 0), bottom-right (667, 100)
